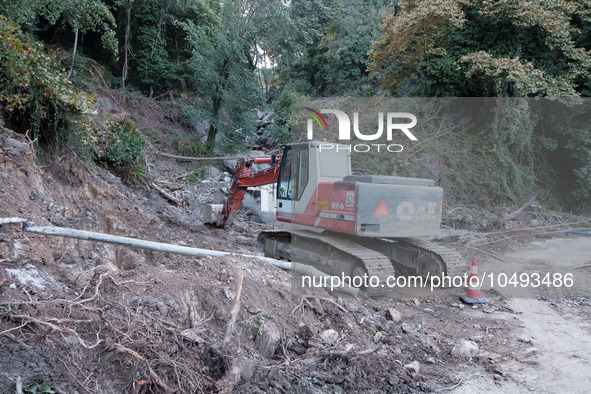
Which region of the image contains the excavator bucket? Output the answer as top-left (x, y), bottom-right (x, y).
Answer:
top-left (203, 204), bottom-right (223, 225)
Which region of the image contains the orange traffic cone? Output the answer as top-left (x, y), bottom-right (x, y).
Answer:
top-left (461, 258), bottom-right (489, 304)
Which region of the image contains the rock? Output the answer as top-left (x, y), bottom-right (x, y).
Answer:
top-left (452, 339), bottom-right (479, 359)
top-left (530, 219), bottom-right (541, 227)
top-left (115, 248), bottom-right (144, 270)
top-left (319, 329), bottom-right (339, 345)
top-left (95, 96), bottom-right (117, 114)
top-left (157, 302), bottom-right (168, 317)
top-left (420, 336), bottom-right (442, 353)
top-left (255, 322), bottom-right (281, 358)
top-left (60, 254), bottom-right (77, 265)
top-left (517, 336), bottom-right (534, 345)
top-left (404, 361), bottom-right (420, 374)
top-left (386, 308), bottom-right (402, 322)
top-left (345, 302), bottom-right (360, 312)
top-left (1, 136), bottom-right (29, 156)
top-left (233, 356), bottom-right (254, 381)
top-left (223, 151), bottom-right (266, 174)
top-left (205, 166), bottom-right (221, 181)
top-left (373, 331), bottom-right (384, 343)
top-left (400, 323), bottom-right (412, 334)
top-left (289, 341), bottom-right (307, 355)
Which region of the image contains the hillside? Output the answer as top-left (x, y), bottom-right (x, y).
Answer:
top-left (2, 96), bottom-right (591, 393)
top-left (2, 1), bottom-right (591, 392)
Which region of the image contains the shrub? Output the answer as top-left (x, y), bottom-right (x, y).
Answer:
top-left (98, 117), bottom-right (145, 166)
top-left (0, 15), bottom-right (96, 145)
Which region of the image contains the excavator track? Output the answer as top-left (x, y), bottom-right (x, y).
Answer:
top-left (258, 230), bottom-right (466, 298)
top-left (396, 238), bottom-right (467, 279)
top-left (290, 230), bottom-right (397, 298)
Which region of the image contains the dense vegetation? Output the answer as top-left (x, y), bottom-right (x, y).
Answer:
top-left (1, 0), bottom-right (591, 210)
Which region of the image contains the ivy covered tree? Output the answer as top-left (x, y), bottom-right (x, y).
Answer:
top-left (368, 0), bottom-right (591, 97)
top-left (367, 0), bottom-right (591, 206)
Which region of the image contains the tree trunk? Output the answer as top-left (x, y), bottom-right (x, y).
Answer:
top-left (206, 97), bottom-right (222, 153)
top-left (122, 0), bottom-right (132, 88)
top-left (67, 28), bottom-right (79, 79)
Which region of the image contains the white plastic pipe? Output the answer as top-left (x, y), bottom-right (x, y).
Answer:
top-left (1, 218), bottom-right (358, 296)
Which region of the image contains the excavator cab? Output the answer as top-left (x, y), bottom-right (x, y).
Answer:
top-left (276, 144), bottom-right (310, 217)
top-left (275, 141), bottom-right (443, 238)
top-left (276, 141), bottom-right (351, 223)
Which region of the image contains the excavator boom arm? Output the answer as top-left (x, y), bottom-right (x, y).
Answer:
top-left (217, 156), bottom-right (280, 226)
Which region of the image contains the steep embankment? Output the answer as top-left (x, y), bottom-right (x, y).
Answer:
top-left (2, 123), bottom-right (591, 393)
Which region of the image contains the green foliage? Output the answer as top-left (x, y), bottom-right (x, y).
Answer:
top-left (114, 0), bottom-right (216, 94)
top-left (130, 0), bottom-right (177, 92)
top-left (98, 117), bottom-right (145, 166)
top-left (24, 382), bottom-right (55, 394)
top-left (185, 166), bottom-right (208, 184)
top-left (253, 313), bottom-right (269, 336)
top-left (182, 0), bottom-right (270, 153)
top-left (269, 88), bottom-right (306, 145)
top-left (0, 0), bottom-right (117, 55)
top-left (368, 0), bottom-right (591, 97)
top-left (172, 134), bottom-right (209, 158)
top-left (0, 16), bottom-right (96, 143)
top-left (273, 0), bottom-right (389, 97)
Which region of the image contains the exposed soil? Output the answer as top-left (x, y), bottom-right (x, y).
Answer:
top-left (1, 115), bottom-right (591, 393)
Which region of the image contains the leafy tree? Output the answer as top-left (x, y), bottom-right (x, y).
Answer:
top-left (0, 0), bottom-right (118, 74)
top-left (183, 0), bottom-right (288, 152)
top-left (274, 0), bottom-right (391, 96)
top-left (368, 0), bottom-right (466, 95)
top-left (0, 15), bottom-right (96, 144)
top-left (368, 0), bottom-right (591, 97)
top-left (111, 0), bottom-right (216, 93)
top-left (367, 0), bottom-right (591, 208)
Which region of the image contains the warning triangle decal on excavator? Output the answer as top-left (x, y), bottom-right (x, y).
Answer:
top-left (373, 200), bottom-right (391, 217)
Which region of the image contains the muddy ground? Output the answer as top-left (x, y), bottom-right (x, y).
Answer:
top-left (1, 120), bottom-right (591, 393)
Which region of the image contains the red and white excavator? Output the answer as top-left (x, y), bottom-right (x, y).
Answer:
top-left (205, 141), bottom-right (463, 297)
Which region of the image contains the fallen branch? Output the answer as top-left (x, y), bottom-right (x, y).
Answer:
top-left (0, 328), bottom-right (32, 349)
top-left (303, 296), bottom-right (348, 313)
top-left (291, 299), bottom-right (305, 315)
top-left (112, 343), bottom-right (169, 391)
top-left (442, 378), bottom-right (464, 391)
top-left (9, 314), bottom-right (103, 349)
top-left (157, 151), bottom-right (245, 161)
top-left (223, 271), bottom-right (245, 344)
top-left (503, 193), bottom-right (538, 221)
top-left (153, 89), bottom-right (175, 101)
top-left (151, 182), bottom-right (187, 208)
top-left (320, 343), bottom-right (382, 359)
top-left (441, 374), bottom-right (485, 391)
